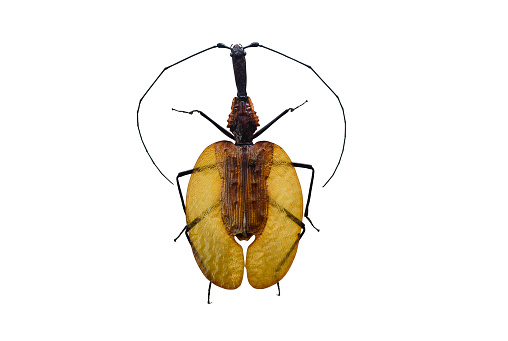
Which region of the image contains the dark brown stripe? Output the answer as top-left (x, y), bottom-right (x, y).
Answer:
top-left (267, 198), bottom-right (303, 273)
top-left (268, 198), bottom-right (304, 228)
top-left (186, 201), bottom-right (221, 231)
top-left (186, 201), bottom-right (221, 280)
top-left (275, 238), bottom-right (299, 273)
top-left (193, 163), bottom-right (217, 173)
top-left (271, 161), bottom-right (293, 167)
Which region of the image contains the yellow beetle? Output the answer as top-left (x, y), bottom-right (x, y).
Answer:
top-left (137, 43), bottom-right (345, 303)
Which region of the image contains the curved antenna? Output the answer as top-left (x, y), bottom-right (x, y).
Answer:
top-left (254, 43), bottom-right (346, 188)
top-left (137, 43), bottom-right (230, 185)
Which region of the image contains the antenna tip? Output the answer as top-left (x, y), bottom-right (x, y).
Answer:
top-left (244, 42), bottom-right (259, 49)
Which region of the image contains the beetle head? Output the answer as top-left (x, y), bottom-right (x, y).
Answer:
top-left (230, 44), bottom-right (246, 58)
top-left (231, 44), bottom-right (248, 100)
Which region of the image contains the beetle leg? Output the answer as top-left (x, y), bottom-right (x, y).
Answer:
top-left (276, 282), bottom-right (281, 296)
top-left (292, 163), bottom-right (319, 232)
top-left (179, 227), bottom-right (215, 304)
top-left (208, 282), bottom-right (212, 304)
top-left (173, 108), bottom-right (235, 140)
top-left (173, 226), bottom-right (187, 242)
top-left (252, 100), bottom-right (308, 139)
top-left (177, 163), bottom-right (219, 215)
top-left (176, 169), bottom-right (195, 214)
top-left (173, 198), bottom-right (210, 242)
top-left (174, 168), bottom-right (195, 242)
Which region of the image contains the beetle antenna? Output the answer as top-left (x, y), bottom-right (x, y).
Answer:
top-left (137, 44), bottom-right (224, 185)
top-left (243, 42), bottom-right (259, 49)
top-left (251, 44), bottom-right (346, 187)
top-left (216, 43), bottom-right (230, 50)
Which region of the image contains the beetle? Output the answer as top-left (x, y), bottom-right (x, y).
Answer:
top-left (137, 43), bottom-right (346, 303)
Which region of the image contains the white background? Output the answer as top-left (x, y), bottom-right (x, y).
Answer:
top-left (1, 1), bottom-right (507, 340)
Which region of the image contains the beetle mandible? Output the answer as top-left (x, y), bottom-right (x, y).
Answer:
top-left (137, 42), bottom-right (346, 303)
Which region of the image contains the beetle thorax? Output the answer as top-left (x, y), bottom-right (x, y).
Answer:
top-left (227, 97), bottom-right (259, 145)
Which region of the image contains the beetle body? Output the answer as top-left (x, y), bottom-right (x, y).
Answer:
top-left (138, 42), bottom-right (346, 301)
top-left (181, 48), bottom-right (308, 292)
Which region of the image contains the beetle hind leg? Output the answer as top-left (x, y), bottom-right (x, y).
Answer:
top-left (208, 282), bottom-right (212, 304)
top-left (305, 216), bottom-right (318, 233)
top-left (174, 225), bottom-right (187, 242)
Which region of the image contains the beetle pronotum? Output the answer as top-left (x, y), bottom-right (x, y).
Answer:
top-left (137, 43), bottom-right (346, 303)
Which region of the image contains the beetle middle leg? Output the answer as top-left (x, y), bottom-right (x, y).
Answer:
top-left (181, 227), bottom-right (215, 304)
top-left (175, 165), bottom-right (218, 242)
top-left (173, 168), bottom-right (195, 241)
top-left (292, 163), bottom-right (319, 232)
top-left (208, 281), bottom-right (212, 304)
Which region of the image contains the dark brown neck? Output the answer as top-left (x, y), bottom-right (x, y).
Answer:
top-left (227, 97), bottom-right (259, 145)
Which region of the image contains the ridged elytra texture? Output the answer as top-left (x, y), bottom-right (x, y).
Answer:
top-left (186, 141), bottom-right (303, 290)
top-left (215, 141), bottom-right (273, 240)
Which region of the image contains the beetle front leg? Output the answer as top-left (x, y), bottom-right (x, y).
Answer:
top-left (173, 108), bottom-right (235, 140)
top-left (252, 100), bottom-right (307, 139)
